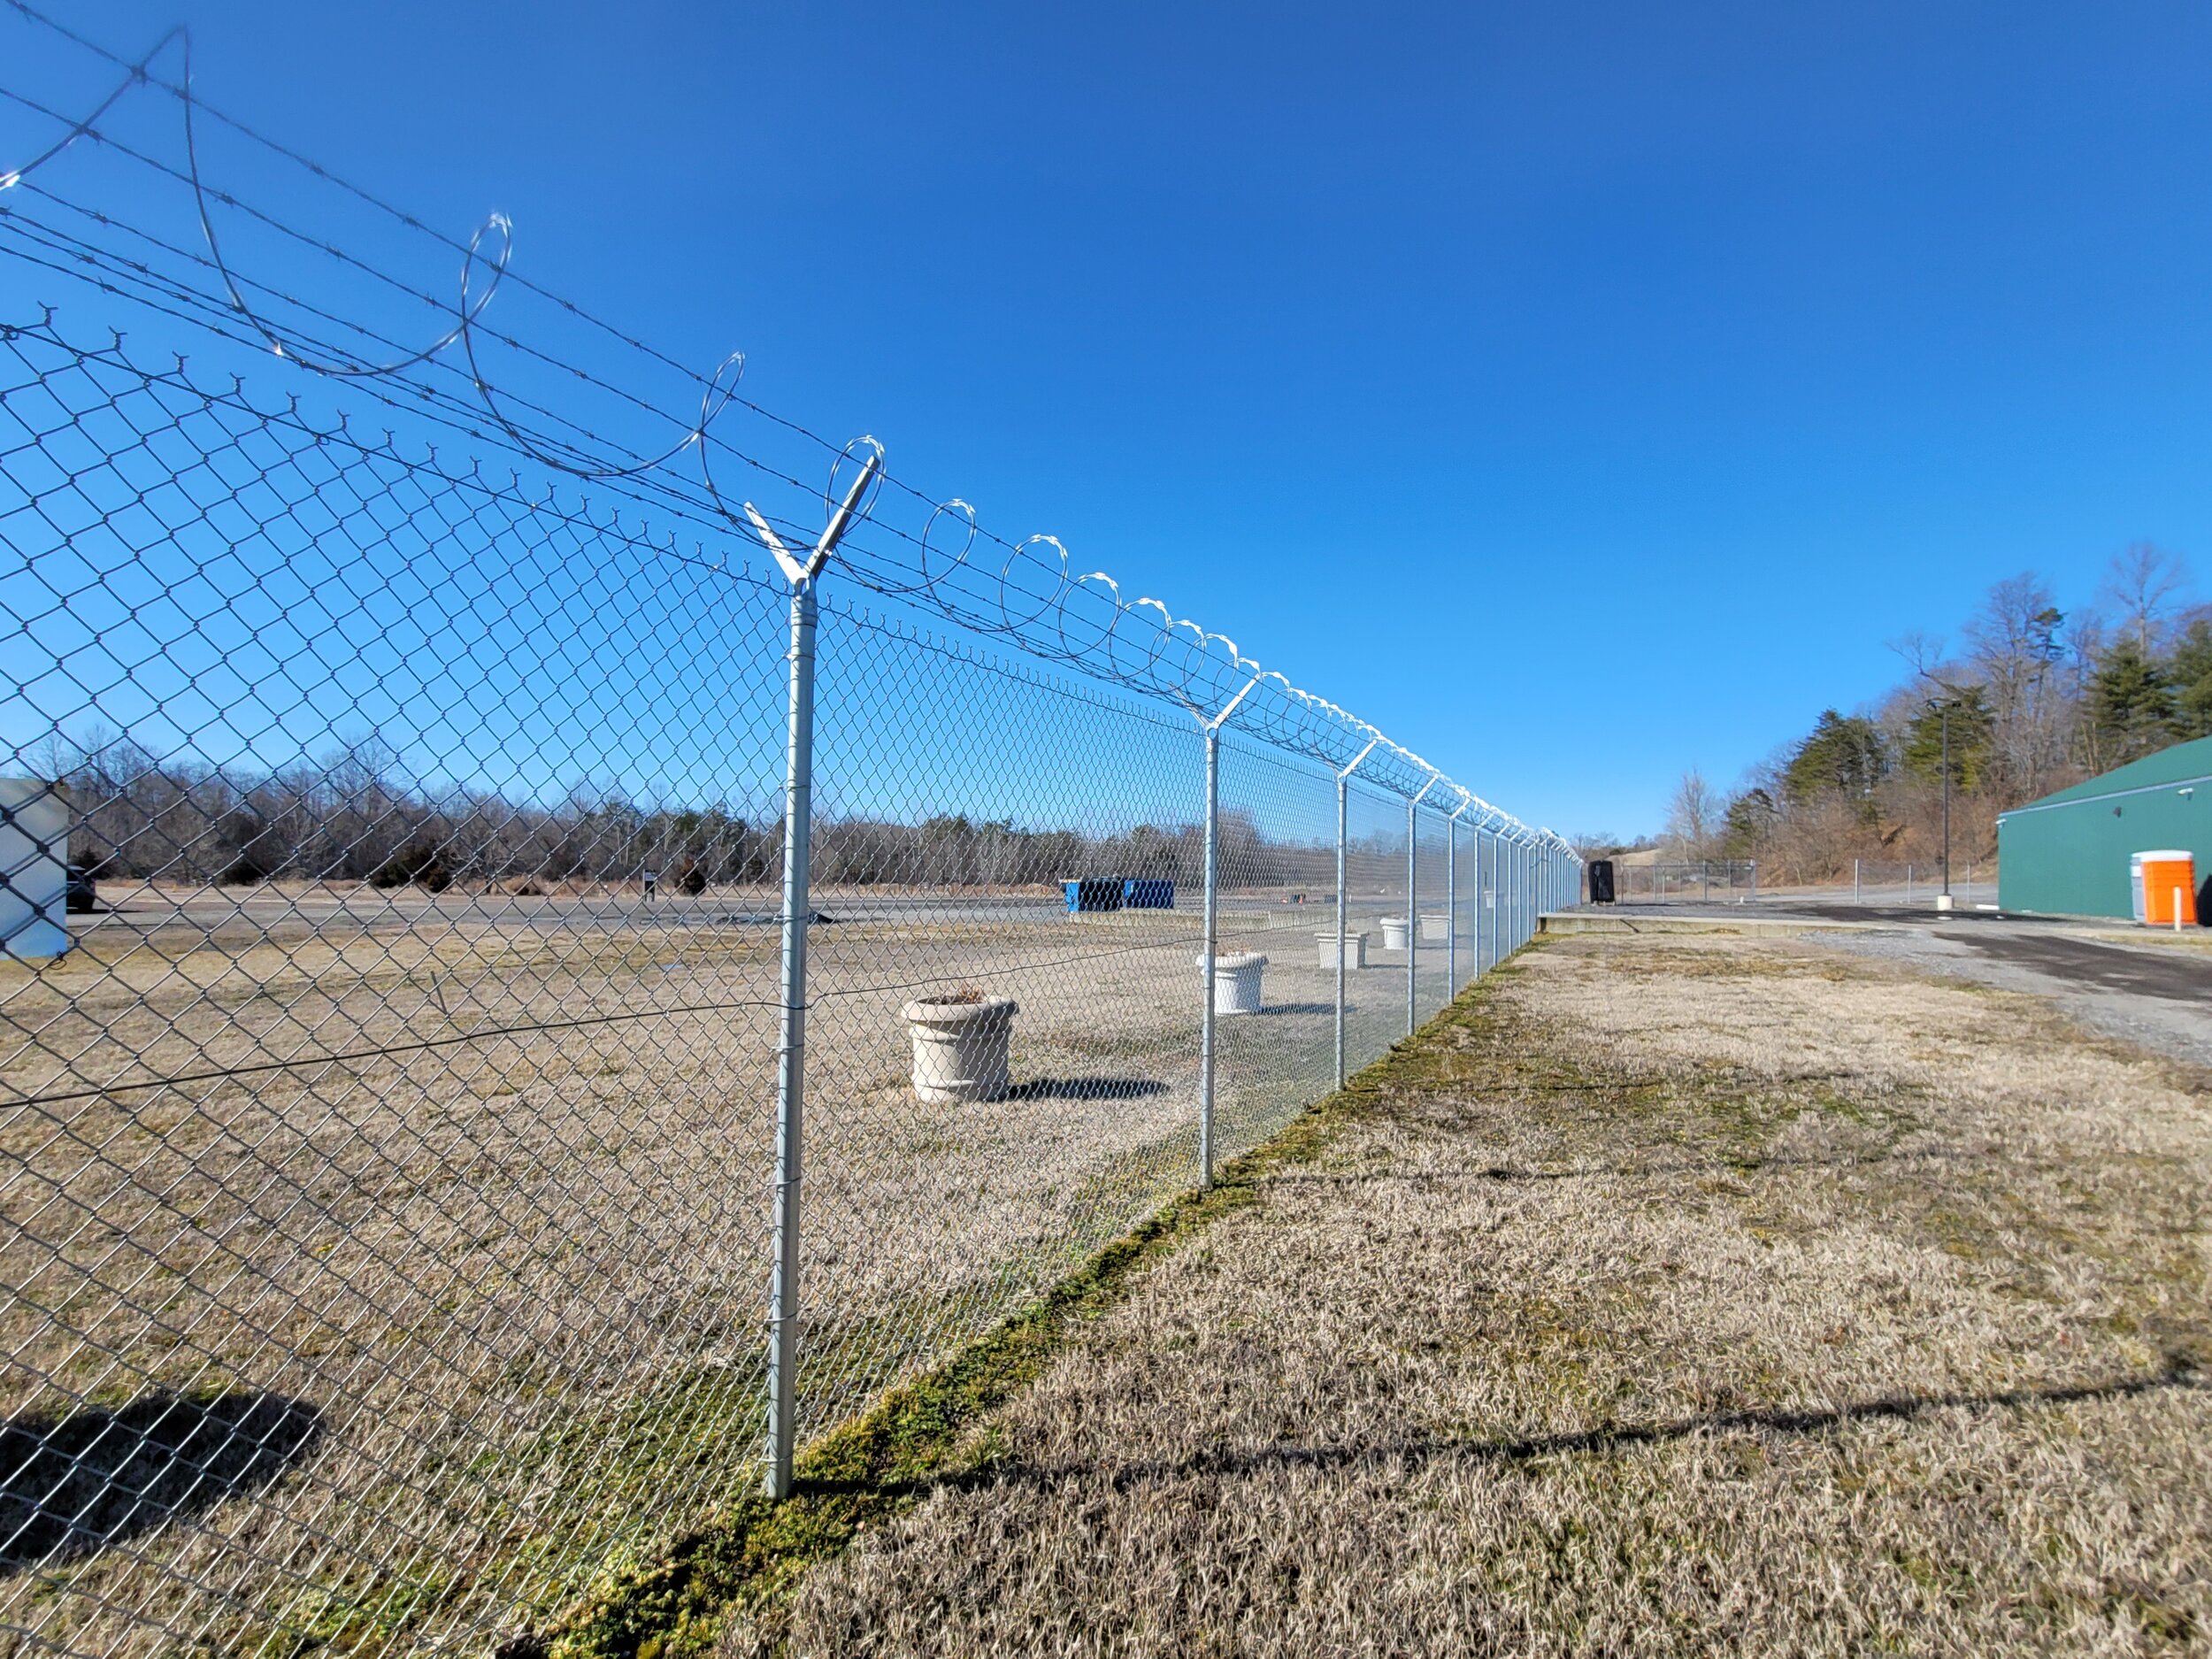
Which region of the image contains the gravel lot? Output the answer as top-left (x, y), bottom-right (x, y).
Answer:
top-left (1792, 918), bottom-right (2212, 1071)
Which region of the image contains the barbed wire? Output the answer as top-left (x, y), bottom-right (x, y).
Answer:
top-left (0, 1), bottom-right (1570, 851)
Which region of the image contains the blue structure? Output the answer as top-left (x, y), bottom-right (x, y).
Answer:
top-left (1063, 876), bottom-right (1177, 912)
top-left (1064, 877), bottom-right (1125, 913)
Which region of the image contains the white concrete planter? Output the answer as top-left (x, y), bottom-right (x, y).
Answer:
top-left (1195, 951), bottom-right (1268, 1015)
top-left (1419, 912), bottom-right (1449, 942)
top-left (1379, 917), bottom-right (1409, 951)
top-left (900, 995), bottom-right (1018, 1103)
top-left (1316, 930), bottom-right (1367, 971)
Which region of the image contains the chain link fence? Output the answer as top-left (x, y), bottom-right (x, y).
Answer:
top-left (0, 24), bottom-right (1578, 1655)
top-left (1605, 860), bottom-right (1759, 903)
top-left (1604, 859), bottom-right (1996, 908)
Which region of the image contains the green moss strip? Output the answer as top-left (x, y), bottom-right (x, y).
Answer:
top-left (526, 961), bottom-right (1532, 1659)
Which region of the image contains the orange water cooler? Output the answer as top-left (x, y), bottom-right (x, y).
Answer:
top-left (2130, 849), bottom-right (2198, 927)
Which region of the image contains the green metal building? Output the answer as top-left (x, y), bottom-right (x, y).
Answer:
top-left (1997, 736), bottom-right (2212, 919)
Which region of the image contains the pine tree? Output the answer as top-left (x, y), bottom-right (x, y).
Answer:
top-left (2168, 618), bottom-right (2212, 741)
top-left (1901, 687), bottom-right (1993, 790)
top-left (2085, 639), bottom-right (2177, 768)
top-left (1782, 710), bottom-right (1887, 812)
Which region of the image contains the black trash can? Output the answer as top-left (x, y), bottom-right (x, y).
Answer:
top-left (1587, 859), bottom-right (1616, 904)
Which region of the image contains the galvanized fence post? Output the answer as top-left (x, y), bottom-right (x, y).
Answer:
top-left (765, 576), bottom-right (815, 1502)
top-left (1503, 830), bottom-right (1514, 955)
top-left (1335, 773), bottom-right (1348, 1085)
top-left (1201, 727), bottom-right (1220, 1186)
top-left (1446, 793), bottom-right (1470, 993)
top-left (1407, 775), bottom-right (1437, 1035)
top-left (1486, 826), bottom-right (1499, 973)
top-left (1334, 737), bottom-right (1379, 1090)
top-left (1196, 674), bottom-right (1263, 1190)
top-left (1446, 811), bottom-right (1458, 992)
top-left (740, 452), bottom-right (880, 1502)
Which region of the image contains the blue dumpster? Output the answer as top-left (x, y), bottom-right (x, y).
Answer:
top-left (1064, 877), bottom-right (1125, 913)
top-left (1122, 878), bottom-right (1175, 910)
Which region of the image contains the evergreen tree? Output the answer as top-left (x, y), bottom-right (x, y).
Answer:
top-left (1901, 687), bottom-right (1993, 791)
top-left (1782, 710), bottom-right (1886, 812)
top-left (2085, 639), bottom-right (2177, 767)
top-left (2167, 618), bottom-right (2212, 741)
top-left (1720, 787), bottom-right (1776, 856)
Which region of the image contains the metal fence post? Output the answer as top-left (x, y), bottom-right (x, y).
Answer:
top-left (765, 575), bottom-right (815, 1502)
top-left (1502, 837), bottom-right (1513, 949)
top-left (741, 453), bottom-right (880, 1502)
top-left (1334, 737), bottom-right (1379, 1089)
top-left (1486, 826), bottom-right (1498, 972)
top-left (1195, 674), bottom-right (1262, 1189)
top-left (1407, 775), bottom-right (1436, 1034)
top-left (1504, 836), bottom-right (1522, 956)
top-left (1447, 794), bottom-right (1470, 993)
top-left (1201, 726), bottom-right (1220, 1186)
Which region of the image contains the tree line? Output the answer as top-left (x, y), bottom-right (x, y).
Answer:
top-left (46, 730), bottom-right (1325, 894)
top-left (1639, 545), bottom-right (2212, 885)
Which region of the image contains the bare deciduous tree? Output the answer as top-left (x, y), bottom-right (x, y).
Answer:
top-left (1665, 768), bottom-right (1719, 857)
top-left (1964, 572), bottom-right (2072, 802)
top-left (2103, 541), bottom-right (2191, 655)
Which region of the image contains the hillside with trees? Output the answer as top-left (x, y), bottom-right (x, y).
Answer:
top-left (1654, 545), bottom-right (2212, 884)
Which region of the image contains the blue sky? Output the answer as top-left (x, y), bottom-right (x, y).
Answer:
top-left (9, 1), bottom-right (2212, 838)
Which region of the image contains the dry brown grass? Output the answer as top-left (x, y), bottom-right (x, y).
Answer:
top-left (724, 932), bottom-right (2212, 1658)
top-left (2, 887), bottom-right (1445, 1655)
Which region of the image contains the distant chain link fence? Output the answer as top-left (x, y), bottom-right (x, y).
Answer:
top-left (1610, 861), bottom-right (1759, 902)
top-left (0, 13), bottom-right (1579, 1650)
top-left (1607, 859), bottom-right (1996, 906)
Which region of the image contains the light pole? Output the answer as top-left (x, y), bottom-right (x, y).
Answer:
top-left (1916, 672), bottom-right (1964, 910)
top-left (1939, 701), bottom-right (1950, 902)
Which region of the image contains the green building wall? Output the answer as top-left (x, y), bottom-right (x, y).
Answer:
top-left (1996, 736), bottom-right (2212, 920)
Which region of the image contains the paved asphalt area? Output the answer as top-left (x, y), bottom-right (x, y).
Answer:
top-left (1947, 926), bottom-right (2212, 1006)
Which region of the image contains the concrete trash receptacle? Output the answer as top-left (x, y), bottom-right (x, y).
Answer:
top-left (1379, 917), bottom-right (1409, 951)
top-left (1196, 952), bottom-right (1268, 1014)
top-left (1317, 931), bottom-right (1368, 971)
top-left (901, 995), bottom-right (1018, 1102)
top-left (1419, 912), bottom-right (1449, 942)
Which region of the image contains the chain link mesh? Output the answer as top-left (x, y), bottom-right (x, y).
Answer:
top-left (1, 216), bottom-right (1572, 1659)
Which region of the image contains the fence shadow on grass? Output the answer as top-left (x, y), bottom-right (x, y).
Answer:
top-left (1004, 1077), bottom-right (1171, 1103)
top-left (818, 1356), bottom-right (2203, 1504)
top-left (1, 1390), bottom-right (325, 1575)
top-left (1263, 1143), bottom-right (1983, 1189)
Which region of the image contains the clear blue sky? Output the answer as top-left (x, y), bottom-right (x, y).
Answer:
top-left (12, 1), bottom-right (2212, 838)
